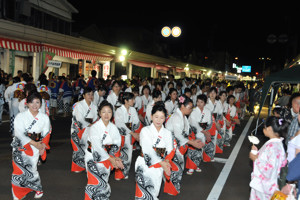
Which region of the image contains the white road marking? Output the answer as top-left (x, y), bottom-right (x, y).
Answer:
top-left (207, 116), bottom-right (254, 200)
top-left (213, 157), bottom-right (228, 164)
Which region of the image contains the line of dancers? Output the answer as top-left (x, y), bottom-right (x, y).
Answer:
top-left (10, 76), bottom-right (245, 199)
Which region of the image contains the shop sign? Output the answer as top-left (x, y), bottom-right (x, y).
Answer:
top-left (103, 63), bottom-right (110, 80)
top-left (225, 75), bottom-right (238, 81)
top-left (47, 60), bottom-right (62, 68)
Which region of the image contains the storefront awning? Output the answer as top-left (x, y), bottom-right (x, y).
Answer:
top-left (0, 37), bottom-right (41, 52)
top-left (155, 64), bottom-right (170, 71)
top-left (190, 69), bottom-right (202, 74)
top-left (176, 68), bottom-right (185, 72)
top-left (42, 44), bottom-right (113, 62)
top-left (128, 60), bottom-right (155, 68)
top-left (128, 60), bottom-right (172, 71)
top-left (0, 37), bottom-right (114, 62)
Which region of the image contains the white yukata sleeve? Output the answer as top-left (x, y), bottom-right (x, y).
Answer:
top-left (140, 128), bottom-right (162, 167)
top-left (188, 111), bottom-right (202, 132)
top-left (14, 113), bottom-right (31, 146)
top-left (135, 97), bottom-right (142, 111)
top-left (4, 86), bottom-right (12, 102)
top-left (131, 108), bottom-right (141, 131)
top-left (106, 95), bottom-right (114, 106)
top-left (73, 104), bottom-right (86, 129)
top-left (114, 108), bottom-right (131, 135)
top-left (164, 130), bottom-right (175, 160)
top-left (145, 105), bottom-right (152, 126)
top-left (41, 115), bottom-right (51, 137)
top-left (206, 110), bottom-right (212, 127)
top-left (230, 106), bottom-right (237, 118)
top-left (172, 116), bottom-right (189, 147)
top-left (112, 125), bottom-right (121, 148)
top-left (164, 101), bottom-right (173, 116)
top-left (90, 126), bottom-right (110, 162)
top-left (188, 111), bottom-right (205, 141)
top-left (18, 99), bottom-right (26, 113)
top-left (107, 125), bottom-right (122, 158)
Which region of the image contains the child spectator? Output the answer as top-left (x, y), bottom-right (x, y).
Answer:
top-left (249, 116), bottom-right (288, 200)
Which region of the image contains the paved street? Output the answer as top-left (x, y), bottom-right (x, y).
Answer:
top-left (0, 108), bottom-right (269, 200)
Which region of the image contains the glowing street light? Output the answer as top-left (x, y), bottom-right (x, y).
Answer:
top-left (119, 55), bottom-right (125, 62)
top-left (184, 64), bottom-right (189, 71)
top-left (118, 48), bottom-right (128, 62)
top-left (121, 49), bottom-right (128, 56)
top-left (161, 26), bottom-right (171, 37)
top-left (161, 26), bottom-right (181, 37)
top-left (172, 26), bottom-right (181, 37)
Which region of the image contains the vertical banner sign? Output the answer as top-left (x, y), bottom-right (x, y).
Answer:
top-left (102, 62), bottom-right (110, 80)
top-left (41, 51), bottom-right (56, 73)
top-left (9, 50), bottom-right (15, 76)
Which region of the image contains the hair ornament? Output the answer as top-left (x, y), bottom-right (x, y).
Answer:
top-left (179, 96), bottom-right (185, 103)
top-left (278, 118), bottom-right (283, 126)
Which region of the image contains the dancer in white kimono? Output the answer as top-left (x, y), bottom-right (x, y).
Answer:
top-left (164, 88), bottom-right (178, 118)
top-left (6, 73), bottom-right (29, 134)
top-left (132, 86), bottom-right (142, 111)
top-left (187, 94), bottom-right (212, 175)
top-left (203, 87), bottom-right (224, 162)
top-left (216, 91), bottom-right (228, 151)
top-left (249, 116), bottom-right (287, 200)
top-left (84, 101), bottom-right (124, 200)
top-left (154, 82), bottom-right (166, 101)
top-left (4, 79), bottom-right (16, 133)
top-left (135, 102), bottom-right (175, 200)
top-left (138, 85), bottom-right (152, 123)
top-left (0, 78), bottom-right (5, 125)
top-left (145, 90), bottom-right (162, 126)
top-left (165, 94), bottom-right (204, 196)
top-left (224, 95), bottom-right (240, 146)
top-left (93, 85), bottom-right (106, 107)
top-left (11, 92), bottom-right (51, 200)
top-left (71, 87), bottom-right (98, 173)
top-left (18, 84), bottom-right (47, 115)
top-left (106, 81), bottom-right (122, 112)
top-left (114, 92), bottom-right (142, 180)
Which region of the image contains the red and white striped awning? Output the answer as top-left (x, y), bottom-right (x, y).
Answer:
top-left (155, 64), bottom-right (170, 71)
top-left (128, 60), bottom-right (156, 68)
top-left (42, 44), bottom-right (114, 62)
top-left (128, 60), bottom-right (173, 71)
top-left (176, 68), bottom-right (185, 72)
top-left (190, 69), bottom-right (202, 74)
top-left (0, 37), bottom-right (41, 52)
top-left (0, 37), bottom-right (114, 62)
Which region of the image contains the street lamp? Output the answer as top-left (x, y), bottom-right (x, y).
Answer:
top-left (161, 26), bottom-right (181, 37)
top-left (161, 26), bottom-right (172, 37)
top-left (184, 64), bottom-right (189, 71)
top-left (119, 55), bottom-right (125, 62)
top-left (172, 26), bottom-right (181, 37)
top-left (121, 49), bottom-right (128, 56)
top-left (118, 48), bottom-right (128, 62)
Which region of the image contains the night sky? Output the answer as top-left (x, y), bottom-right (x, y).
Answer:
top-left (67, 1), bottom-right (300, 74)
